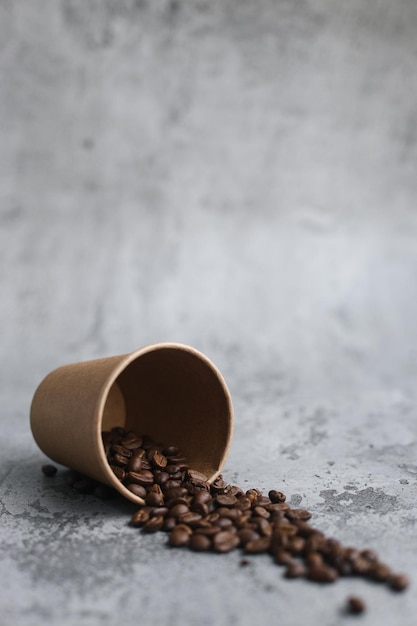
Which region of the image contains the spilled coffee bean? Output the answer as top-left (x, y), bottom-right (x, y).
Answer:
top-left (40, 425), bottom-right (410, 618)
top-left (101, 427), bottom-right (410, 601)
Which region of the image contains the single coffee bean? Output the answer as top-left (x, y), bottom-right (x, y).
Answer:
top-left (193, 526), bottom-right (221, 537)
top-left (149, 449), bottom-right (168, 469)
top-left (163, 445), bottom-right (180, 457)
top-left (142, 516), bottom-right (164, 533)
top-left (389, 573), bottom-right (410, 592)
top-left (238, 528), bottom-right (260, 546)
top-left (111, 444), bottom-right (133, 458)
top-left (162, 517), bottom-right (177, 532)
top-left (286, 508), bottom-right (312, 521)
top-left (113, 453), bottom-right (130, 467)
top-left (269, 489), bottom-right (286, 503)
top-left (253, 506), bottom-right (270, 519)
top-left (127, 470), bottom-right (154, 487)
top-left (187, 469), bottom-right (209, 485)
top-left (213, 531), bottom-right (240, 553)
top-left (306, 552), bottom-right (323, 569)
top-left (164, 486), bottom-right (189, 500)
top-left (127, 454), bottom-right (143, 473)
top-left (153, 471), bottom-right (170, 486)
top-left (236, 497), bottom-right (252, 511)
top-left (150, 506), bottom-right (169, 518)
top-left (169, 524), bottom-right (192, 547)
top-left (245, 536), bottom-right (271, 554)
top-left (179, 511), bottom-right (203, 527)
top-left (130, 507), bottom-right (152, 527)
top-left (126, 483), bottom-right (147, 498)
top-left (288, 536), bottom-right (306, 555)
top-left (170, 503), bottom-right (190, 519)
top-left (274, 550), bottom-right (293, 566)
top-left (369, 562), bottom-right (392, 582)
top-left (193, 490), bottom-right (212, 505)
top-left (120, 435), bottom-right (143, 450)
top-left (145, 491), bottom-right (165, 507)
top-left (285, 562), bottom-right (307, 578)
top-left (346, 596), bottom-right (366, 615)
top-left (189, 533), bottom-right (211, 552)
top-left (308, 565), bottom-right (338, 583)
top-left (41, 464), bottom-right (57, 477)
top-left (110, 465), bottom-right (126, 481)
top-left (211, 477), bottom-right (228, 493)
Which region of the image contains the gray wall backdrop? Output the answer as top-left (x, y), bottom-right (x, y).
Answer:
top-left (2, 0), bottom-right (417, 416)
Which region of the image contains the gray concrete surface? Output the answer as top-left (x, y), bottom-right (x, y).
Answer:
top-left (1, 0), bottom-right (417, 624)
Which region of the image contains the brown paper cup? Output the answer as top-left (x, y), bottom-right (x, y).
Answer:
top-left (30, 343), bottom-right (234, 505)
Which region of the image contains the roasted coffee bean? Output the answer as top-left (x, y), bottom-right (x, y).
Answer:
top-left (285, 562), bottom-right (307, 578)
top-left (153, 471), bottom-right (170, 486)
top-left (163, 445), bottom-right (180, 457)
top-left (389, 573), bottom-right (410, 592)
top-left (127, 454), bottom-right (143, 473)
top-left (170, 503), bottom-right (190, 519)
top-left (216, 507), bottom-right (242, 521)
top-left (126, 483), bottom-right (147, 498)
top-left (187, 469), bottom-right (209, 485)
top-left (216, 494), bottom-right (238, 507)
top-left (286, 508), bottom-right (312, 521)
top-left (130, 507), bottom-right (152, 527)
top-left (111, 444), bottom-right (133, 458)
top-left (256, 518), bottom-right (273, 537)
top-left (145, 490), bottom-right (164, 507)
top-left (245, 537), bottom-right (271, 554)
top-left (288, 536), bottom-right (306, 556)
top-left (274, 550), bottom-right (293, 566)
top-left (127, 470), bottom-right (154, 487)
top-left (211, 477), bottom-right (228, 493)
top-left (169, 524), bottom-right (192, 547)
top-left (41, 464), bottom-right (57, 477)
top-left (306, 552), bottom-right (323, 569)
top-left (308, 565), bottom-right (338, 583)
top-left (191, 502), bottom-right (210, 517)
top-left (194, 526), bottom-right (221, 537)
top-left (148, 449), bottom-right (168, 469)
top-left (253, 506), bottom-right (270, 519)
top-left (269, 490), bottom-right (286, 503)
top-left (189, 533), bottom-right (211, 552)
top-left (162, 517), bottom-right (177, 532)
top-left (215, 517), bottom-right (234, 529)
top-left (238, 528), bottom-right (260, 546)
top-left (369, 562), bottom-right (392, 582)
top-left (179, 511), bottom-right (203, 527)
top-left (100, 429), bottom-right (409, 600)
top-left (164, 479), bottom-right (182, 491)
top-left (236, 496), bottom-right (252, 511)
top-left (193, 490), bottom-right (212, 505)
top-left (113, 453), bottom-right (130, 467)
top-left (150, 506), bottom-right (169, 518)
top-left (120, 435), bottom-right (143, 450)
top-left (164, 486), bottom-right (189, 500)
top-left (142, 515), bottom-right (164, 533)
top-left (346, 596), bottom-right (366, 615)
top-left (213, 531), bottom-right (240, 553)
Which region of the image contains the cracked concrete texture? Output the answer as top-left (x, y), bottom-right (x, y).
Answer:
top-left (1, 0), bottom-right (417, 624)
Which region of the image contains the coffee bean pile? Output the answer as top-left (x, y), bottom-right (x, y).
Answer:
top-left (102, 428), bottom-right (409, 594)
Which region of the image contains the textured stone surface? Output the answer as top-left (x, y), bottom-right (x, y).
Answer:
top-left (1, 1), bottom-right (417, 624)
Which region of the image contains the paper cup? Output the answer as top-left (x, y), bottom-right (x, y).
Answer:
top-left (30, 343), bottom-right (234, 505)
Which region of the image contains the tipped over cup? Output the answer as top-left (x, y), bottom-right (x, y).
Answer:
top-left (30, 343), bottom-right (234, 505)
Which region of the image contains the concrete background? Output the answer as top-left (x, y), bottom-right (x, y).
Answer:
top-left (1, 0), bottom-right (417, 624)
